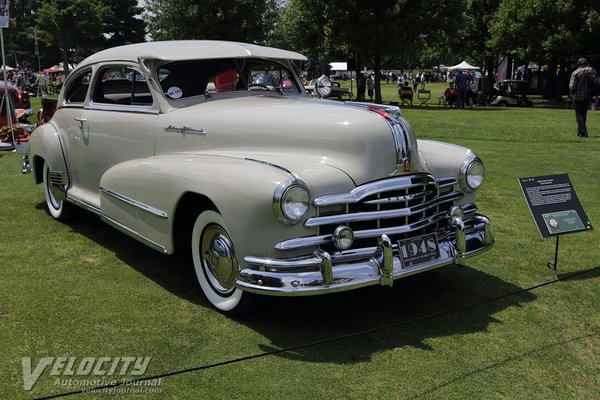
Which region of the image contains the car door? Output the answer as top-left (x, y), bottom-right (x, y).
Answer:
top-left (75, 64), bottom-right (158, 209)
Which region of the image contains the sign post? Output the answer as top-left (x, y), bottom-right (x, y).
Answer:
top-left (519, 173), bottom-right (593, 270)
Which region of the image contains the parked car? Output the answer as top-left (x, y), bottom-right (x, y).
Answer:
top-left (26, 41), bottom-right (494, 314)
top-left (490, 79), bottom-right (534, 107)
top-left (0, 81), bottom-right (31, 112)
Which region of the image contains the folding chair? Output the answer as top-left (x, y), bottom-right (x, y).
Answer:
top-left (417, 89), bottom-right (431, 106)
top-left (400, 88), bottom-right (413, 106)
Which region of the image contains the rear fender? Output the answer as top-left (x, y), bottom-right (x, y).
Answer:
top-left (28, 123), bottom-right (69, 186)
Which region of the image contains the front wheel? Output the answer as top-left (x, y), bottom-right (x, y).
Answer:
top-left (191, 210), bottom-right (253, 314)
top-left (42, 162), bottom-right (72, 221)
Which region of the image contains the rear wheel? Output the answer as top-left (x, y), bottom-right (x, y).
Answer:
top-left (42, 162), bottom-right (72, 221)
top-left (191, 210), bottom-right (253, 314)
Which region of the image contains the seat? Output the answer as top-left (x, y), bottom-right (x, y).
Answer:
top-left (417, 89), bottom-right (431, 106)
top-left (400, 88), bottom-right (413, 106)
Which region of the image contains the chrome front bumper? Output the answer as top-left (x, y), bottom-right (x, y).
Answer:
top-left (237, 214), bottom-right (493, 296)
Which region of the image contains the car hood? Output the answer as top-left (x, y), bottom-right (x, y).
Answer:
top-left (156, 96), bottom-right (405, 185)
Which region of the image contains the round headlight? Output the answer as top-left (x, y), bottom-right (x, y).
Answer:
top-left (460, 154), bottom-right (485, 192)
top-left (466, 160), bottom-right (485, 190)
top-left (274, 179), bottom-right (311, 224)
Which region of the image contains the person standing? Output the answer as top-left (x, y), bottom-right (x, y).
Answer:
top-left (454, 70), bottom-right (470, 109)
top-left (569, 58), bottom-right (597, 138)
top-left (367, 75), bottom-right (374, 101)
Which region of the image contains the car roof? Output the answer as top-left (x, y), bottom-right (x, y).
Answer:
top-left (77, 40), bottom-right (308, 68)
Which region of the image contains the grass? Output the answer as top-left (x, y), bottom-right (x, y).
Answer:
top-left (0, 95), bottom-right (599, 399)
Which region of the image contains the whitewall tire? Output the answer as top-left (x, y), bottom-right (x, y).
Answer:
top-left (191, 210), bottom-right (251, 314)
top-left (42, 163), bottom-right (72, 221)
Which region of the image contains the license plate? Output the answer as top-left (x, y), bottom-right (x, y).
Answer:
top-left (398, 233), bottom-right (440, 268)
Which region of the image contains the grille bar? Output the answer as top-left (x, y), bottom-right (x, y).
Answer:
top-left (305, 191), bottom-right (462, 228)
top-left (313, 174), bottom-right (437, 206)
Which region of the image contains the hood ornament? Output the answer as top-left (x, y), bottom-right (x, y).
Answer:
top-left (164, 125), bottom-right (207, 136)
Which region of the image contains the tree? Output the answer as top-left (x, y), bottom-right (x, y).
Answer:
top-left (36, 0), bottom-right (110, 75)
top-left (145, 0), bottom-right (277, 44)
top-left (487, 0), bottom-right (600, 98)
top-left (103, 0), bottom-right (146, 47)
top-left (273, 0), bottom-right (465, 103)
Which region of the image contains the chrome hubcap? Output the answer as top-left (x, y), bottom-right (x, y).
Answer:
top-left (201, 225), bottom-right (237, 294)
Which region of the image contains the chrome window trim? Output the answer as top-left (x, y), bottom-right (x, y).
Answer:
top-left (100, 187), bottom-right (168, 218)
top-left (84, 104), bottom-right (160, 115)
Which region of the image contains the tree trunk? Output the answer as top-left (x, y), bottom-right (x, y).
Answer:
top-left (374, 53), bottom-right (382, 104)
top-left (61, 45), bottom-right (70, 77)
top-left (543, 57), bottom-right (558, 100)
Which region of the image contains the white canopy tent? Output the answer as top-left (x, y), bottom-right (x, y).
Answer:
top-left (447, 61), bottom-right (480, 71)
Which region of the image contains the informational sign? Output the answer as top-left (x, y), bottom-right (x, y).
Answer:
top-left (0, 0), bottom-right (9, 29)
top-left (519, 173), bottom-right (593, 238)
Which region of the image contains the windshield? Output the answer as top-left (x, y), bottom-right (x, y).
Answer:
top-left (158, 58), bottom-right (302, 100)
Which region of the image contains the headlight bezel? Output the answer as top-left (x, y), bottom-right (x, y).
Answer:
top-left (273, 176), bottom-right (311, 224)
top-left (459, 153), bottom-right (485, 192)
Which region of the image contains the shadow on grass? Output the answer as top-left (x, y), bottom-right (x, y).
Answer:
top-left (45, 203), bottom-right (536, 364)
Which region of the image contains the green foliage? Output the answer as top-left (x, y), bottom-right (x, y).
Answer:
top-left (487, 0), bottom-right (600, 60)
top-left (145, 0), bottom-right (277, 43)
top-left (35, 0), bottom-right (110, 73)
top-left (102, 0), bottom-right (146, 47)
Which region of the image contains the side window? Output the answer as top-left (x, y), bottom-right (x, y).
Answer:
top-left (65, 69), bottom-right (91, 104)
top-left (92, 66), bottom-right (153, 106)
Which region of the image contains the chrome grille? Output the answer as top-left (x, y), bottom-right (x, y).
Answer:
top-left (275, 174), bottom-right (463, 252)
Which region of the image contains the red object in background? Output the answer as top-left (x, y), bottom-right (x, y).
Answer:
top-left (215, 70), bottom-right (238, 92)
top-left (0, 82), bottom-right (30, 112)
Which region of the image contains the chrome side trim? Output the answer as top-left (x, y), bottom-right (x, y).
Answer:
top-left (306, 191), bottom-right (462, 227)
top-left (314, 174), bottom-right (436, 206)
top-left (244, 158), bottom-right (293, 175)
top-left (101, 215), bottom-right (167, 254)
top-left (49, 171), bottom-right (69, 186)
top-left (100, 187), bottom-right (168, 218)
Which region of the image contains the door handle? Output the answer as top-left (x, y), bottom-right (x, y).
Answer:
top-left (74, 116), bottom-right (87, 123)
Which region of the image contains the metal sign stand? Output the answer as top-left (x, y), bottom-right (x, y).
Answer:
top-left (547, 235), bottom-right (559, 270)
top-left (0, 27), bottom-right (15, 146)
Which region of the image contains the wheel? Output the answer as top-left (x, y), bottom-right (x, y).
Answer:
top-left (42, 162), bottom-right (72, 221)
top-left (191, 210), bottom-right (253, 314)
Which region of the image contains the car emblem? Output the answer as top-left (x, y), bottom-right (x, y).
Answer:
top-left (163, 125), bottom-right (207, 136)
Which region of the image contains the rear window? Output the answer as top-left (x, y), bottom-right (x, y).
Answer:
top-left (65, 69), bottom-right (91, 104)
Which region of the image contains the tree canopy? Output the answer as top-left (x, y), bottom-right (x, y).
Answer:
top-left (145, 0), bottom-right (277, 43)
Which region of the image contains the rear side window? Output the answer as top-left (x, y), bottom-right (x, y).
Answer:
top-left (65, 69), bottom-right (91, 104)
top-left (92, 66), bottom-right (153, 106)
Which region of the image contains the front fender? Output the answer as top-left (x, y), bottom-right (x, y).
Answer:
top-left (28, 123), bottom-right (68, 185)
top-left (417, 139), bottom-right (477, 204)
top-left (99, 154), bottom-right (355, 259)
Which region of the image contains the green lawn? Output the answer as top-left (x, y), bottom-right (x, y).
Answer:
top-left (0, 98), bottom-right (599, 399)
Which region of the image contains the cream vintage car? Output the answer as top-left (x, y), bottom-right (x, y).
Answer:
top-left (27, 41), bottom-right (493, 314)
